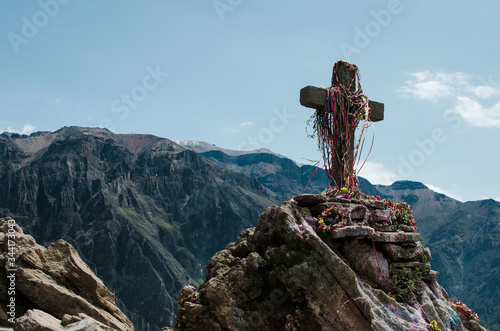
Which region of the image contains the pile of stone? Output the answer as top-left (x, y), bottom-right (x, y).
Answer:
top-left (293, 194), bottom-right (439, 293)
top-left (174, 194), bottom-right (486, 331)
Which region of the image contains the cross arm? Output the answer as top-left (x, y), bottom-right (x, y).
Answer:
top-left (300, 85), bottom-right (384, 122)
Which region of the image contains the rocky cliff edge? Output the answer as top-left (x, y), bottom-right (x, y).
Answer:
top-left (0, 217), bottom-right (133, 331)
top-left (173, 194), bottom-right (487, 331)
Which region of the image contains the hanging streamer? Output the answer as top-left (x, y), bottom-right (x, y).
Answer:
top-left (311, 60), bottom-right (372, 194)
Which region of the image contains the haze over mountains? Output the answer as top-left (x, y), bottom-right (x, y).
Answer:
top-left (1, 128), bottom-right (498, 330)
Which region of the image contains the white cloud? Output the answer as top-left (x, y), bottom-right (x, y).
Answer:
top-left (409, 71), bottom-right (432, 82)
top-left (425, 183), bottom-right (464, 202)
top-left (239, 122), bottom-right (254, 127)
top-left (2, 123), bottom-right (36, 135)
top-left (398, 71), bottom-right (468, 101)
top-left (473, 86), bottom-right (496, 99)
top-left (495, 197), bottom-right (500, 202)
top-left (356, 162), bottom-right (398, 185)
top-left (399, 70), bottom-right (500, 127)
top-left (435, 72), bottom-right (468, 86)
top-left (399, 80), bottom-right (453, 101)
top-left (448, 96), bottom-right (500, 127)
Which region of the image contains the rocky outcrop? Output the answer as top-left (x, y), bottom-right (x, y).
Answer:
top-left (375, 181), bottom-right (500, 330)
top-left (0, 217), bottom-right (133, 330)
top-left (174, 195), bottom-right (487, 330)
top-left (190, 142), bottom-right (500, 331)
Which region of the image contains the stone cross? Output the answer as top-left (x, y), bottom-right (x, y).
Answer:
top-left (300, 61), bottom-right (384, 189)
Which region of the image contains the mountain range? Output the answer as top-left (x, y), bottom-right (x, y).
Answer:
top-left (0, 128), bottom-right (498, 330)
top-left (0, 127), bottom-right (273, 330)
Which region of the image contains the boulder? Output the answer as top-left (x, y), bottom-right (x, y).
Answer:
top-left (359, 199), bottom-right (386, 210)
top-left (380, 242), bottom-right (424, 262)
top-left (14, 309), bottom-right (115, 331)
top-left (292, 194), bottom-right (326, 206)
top-left (330, 225), bottom-right (374, 239)
top-left (0, 218), bottom-right (133, 331)
top-left (371, 231), bottom-right (421, 243)
top-left (339, 238), bottom-right (392, 291)
top-left (14, 309), bottom-right (61, 331)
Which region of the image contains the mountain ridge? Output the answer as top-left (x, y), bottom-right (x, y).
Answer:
top-left (0, 127), bottom-right (276, 330)
top-left (1, 129), bottom-right (498, 330)
top-left (174, 139), bottom-right (303, 166)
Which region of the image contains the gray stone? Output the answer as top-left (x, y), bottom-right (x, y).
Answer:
top-left (380, 242), bottom-right (424, 262)
top-left (61, 314), bottom-right (85, 326)
top-left (422, 270), bottom-right (440, 281)
top-left (371, 231), bottom-right (421, 243)
top-left (330, 226), bottom-right (374, 239)
top-left (360, 199), bottom-right (386, 210)
top-left (327, 197), bottom-right (356, 204)
top-left (329, 226), bottom-right (422, 244)
top-left (370, 209), bottom-right (392, 222)
top-left (225, 228), bottom-right (254, 258)
top-left (292, 194), bottom-right (326, 205)
top-left (423, 247), bottom-right (432, 261)
top-left (350, 204), bottom-right (369, 222)
top-left (339, 239), bottom-right (392, 291)
top-left (398, 225), bottom-right (416, 233)
top-left (176, 285), bottom-right (197, 306)
top-left (14, 309), bottom-right (61, 331)
top-left (369, 224), bottom-right (398, 232)
top-left (64, 315), bottom-right (112, 331)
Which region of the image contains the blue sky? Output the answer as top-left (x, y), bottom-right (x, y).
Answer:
top-left (1, 0), bottom-right (499, 202)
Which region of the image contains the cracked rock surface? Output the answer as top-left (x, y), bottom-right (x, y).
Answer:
top-left (173, 196), bottom-right (487, 331)
top-left (0, 217), bottom-right (133, 331)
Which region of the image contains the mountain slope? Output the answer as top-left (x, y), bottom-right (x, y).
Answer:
top-left (179, 140), bottom-right (387, 203)
top-left (174, 139), bottom-right (294, 161)
top-left (199, 150), bottom-right (329, 203)
top-left (0, 127), bottom-right (275, 330)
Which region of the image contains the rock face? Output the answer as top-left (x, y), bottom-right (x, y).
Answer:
top-left (0, 127), bottom-right (275, 330)
top-left (375, 181), bottom-right (500, 330)
top-left (0, 217), bottom-right (133, 330)
top-left (174, 195), bottom-right (487, 330)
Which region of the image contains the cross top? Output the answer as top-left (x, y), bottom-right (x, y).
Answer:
top-left (331, 61), bottom-right (357, 92)
top-left (300, 60), bottom-right (385, 194)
